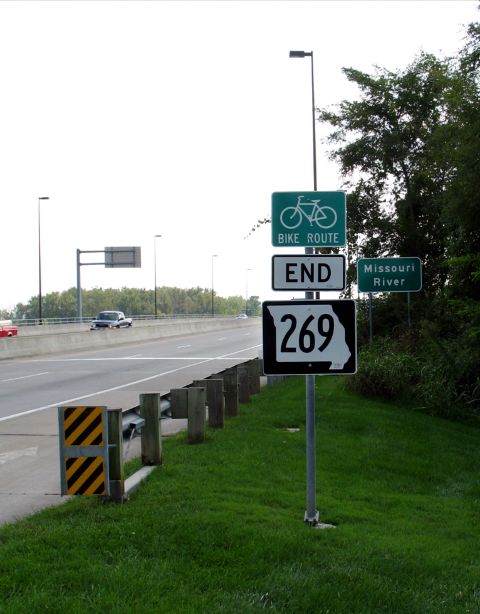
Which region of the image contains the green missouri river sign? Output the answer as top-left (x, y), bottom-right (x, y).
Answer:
top-left (357, 257), bottom-right (422, 293)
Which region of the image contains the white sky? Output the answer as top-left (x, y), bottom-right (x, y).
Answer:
top-left (0, 0), bottom-right (478, 311)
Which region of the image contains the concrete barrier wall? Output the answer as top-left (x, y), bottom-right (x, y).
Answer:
top-left (0, 318), bottom-right (259, 360)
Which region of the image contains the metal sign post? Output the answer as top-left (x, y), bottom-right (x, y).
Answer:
top-left (76, 246), bottom-right (142, 321)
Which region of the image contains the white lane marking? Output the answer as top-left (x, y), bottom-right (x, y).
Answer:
top-left (217, 337), bottom-right (226, 341)
top-left (176, 345), bottom-right (192, 349)
top-left (0, 372), bottom-right (49, 383)
top-left (26, 345), bottom-right (262, 362)
top-left (125, 354), bottom-right (142, 358)
top-left (0, 447), bottom-right (38, 465)
top-left (0, 345), bottom-right (262, 424)
top-left (218, 344), bottom-right (261, 358)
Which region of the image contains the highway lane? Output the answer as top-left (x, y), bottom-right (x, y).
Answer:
top-left (0, 323), bottom-right (262, 524)
top-left (0, 323), bottom-right (262, 421)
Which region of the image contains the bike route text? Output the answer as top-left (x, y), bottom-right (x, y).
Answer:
top-left (277, 232), bottom-right (341, 245)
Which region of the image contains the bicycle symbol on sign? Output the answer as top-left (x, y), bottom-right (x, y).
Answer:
top-left (280, 195), bottom-right (337, 230)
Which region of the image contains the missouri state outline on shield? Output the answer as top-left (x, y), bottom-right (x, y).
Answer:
top-left (266, 304), bottom-right (351, 370)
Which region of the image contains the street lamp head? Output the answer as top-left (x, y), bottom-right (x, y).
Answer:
top-left (289, 50), bottom-right (312, 58)
top-left (39, 196), bottom-right (49, 200)
top-left (154, 234), bottom-right (162, 238)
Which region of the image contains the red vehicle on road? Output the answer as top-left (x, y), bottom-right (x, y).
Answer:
top-left (0, 320), bottom-right (17, 337)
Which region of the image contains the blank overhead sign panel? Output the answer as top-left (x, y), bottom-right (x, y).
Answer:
top-left (272, 254), bottom-right (346, 291)
top-left (105, 246), bottom-right (141, 268)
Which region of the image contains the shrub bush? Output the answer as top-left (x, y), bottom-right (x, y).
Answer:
top-left (346, 340), bottom-right (420, 400)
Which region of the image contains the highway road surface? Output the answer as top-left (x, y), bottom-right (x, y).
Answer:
top-left (0, 322), bottom-right (262, 525)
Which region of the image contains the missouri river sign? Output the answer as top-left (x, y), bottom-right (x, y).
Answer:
top-left (357, 257), bottom-right (422, 293)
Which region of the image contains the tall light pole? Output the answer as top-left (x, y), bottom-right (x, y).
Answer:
top-left (290, 49), bottom-right (323, 526)
top-left (38, 196), bottom-right (49, 323)
top-left (211, 254), bottom-right (218, 317)
top-left (245, 268), bottom-right (251, 315)
top-left (289, 50), bottom-right (317, 191)
top-left (153, 234), bottom-right (162, 317)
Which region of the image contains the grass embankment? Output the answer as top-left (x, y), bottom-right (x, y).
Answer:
top-left (1, 377), bottom-right (480, 613)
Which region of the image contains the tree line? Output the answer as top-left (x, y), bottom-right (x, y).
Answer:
top-left (3, 286), bottom-right (260, 320)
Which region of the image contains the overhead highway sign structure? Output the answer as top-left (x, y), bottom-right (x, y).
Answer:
top-left (271, 191), bottom-right (346, 248)
top-left (357, 257), bottom-right (422, 293)
top-left (262, 300), bottom-right (357, 375)
top-left (272, 254), bottom-right (346, 291)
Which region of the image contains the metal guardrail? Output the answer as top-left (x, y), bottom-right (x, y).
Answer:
top-left (122, 396), bottom-right (172, 435)
top-left (14, 314), bottom-right (245, 327)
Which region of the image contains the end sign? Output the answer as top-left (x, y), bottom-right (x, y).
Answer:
top-left (272, 254), bottom-right (346, 291)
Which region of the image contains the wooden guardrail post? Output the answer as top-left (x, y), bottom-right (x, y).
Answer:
top-left (170, 389), bottom-right (188, 418)
top-left (238, 366), bottom-right (250, 404)
top-left (107, 408), bottom-right (125, 502)
top-left (187, 387), bottom-right (206, 444)
top-left (194, 378), bottom-right (224, 428)
top-left (139, 393), bottom-right (162, 465)
top-left (247, 359), bottom-right (261, 395)
top-left (170, 387), bottom-right (206, 443)
top-left (221, 368), bottom-right (239, 417)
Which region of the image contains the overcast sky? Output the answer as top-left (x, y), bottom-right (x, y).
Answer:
top-left (0, 0), bottom-right (478, 312)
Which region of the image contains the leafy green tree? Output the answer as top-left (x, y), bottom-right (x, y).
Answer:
top-left (319, 53), bottom-right (455, 297)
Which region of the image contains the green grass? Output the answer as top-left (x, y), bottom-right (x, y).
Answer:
top-left (1, 377), bottom-right (480, 613)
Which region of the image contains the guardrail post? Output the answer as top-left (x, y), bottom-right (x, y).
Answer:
top-left (187, 387), bottom-right (206, 444)
top-left (139, 393), bottom-right (162, 465)
top-left (194, 379), bottom-right (224, 428)
top-left (247, 359), bottom-right (261, 395)
top-left (222, 368), bottom-right (239, 417)
top-left (170, 389), bottom-right (188, 418)
top-left (107, 408), bottom-right (125, 502)
top-left (238, 366), bottom-right (250, 404)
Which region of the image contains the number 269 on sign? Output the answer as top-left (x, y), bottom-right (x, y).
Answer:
top-left (262, 300), bottom-right (357, 375)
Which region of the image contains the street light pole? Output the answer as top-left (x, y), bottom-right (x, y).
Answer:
top-left (211, 254), bottom-right (218, 317)
top-left (153, 234), bottom-right (162, 318)
top-left (38, 196), bottom-right (49, 324)
top-left (290, 50), bottom-right (322, 526)
top-left (289, 50), bottom-right (317, 190)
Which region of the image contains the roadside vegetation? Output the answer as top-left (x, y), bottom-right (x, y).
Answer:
top-left (1, 376), bottom-right (479, 613)
top-left (0, 286), bottom-right (261, 321)
top-left (323, 17), bottom-right (480, 425)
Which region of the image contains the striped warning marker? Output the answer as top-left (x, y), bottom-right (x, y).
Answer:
top-left (59, 405), bottom-right (108, 496)
top-left (65, 456), bottom-right (106, 495)
top-left (63, 406), bottom-right (104, 446)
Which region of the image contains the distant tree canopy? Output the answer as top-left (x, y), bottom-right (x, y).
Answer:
top-left (8, 287), bottom-right (261, 320)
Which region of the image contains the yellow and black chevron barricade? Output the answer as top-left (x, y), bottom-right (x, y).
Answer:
top-left (58, 405), bottom-right (109, 496)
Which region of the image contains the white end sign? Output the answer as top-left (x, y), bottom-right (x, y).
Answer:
top-left (272, 254), bottom-right (345, 291)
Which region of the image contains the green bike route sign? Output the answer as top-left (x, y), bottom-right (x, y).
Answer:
top-left (271, 192), bottom-right (346, 248)
top-left (357, 257), bottom-right (422, 293)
